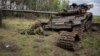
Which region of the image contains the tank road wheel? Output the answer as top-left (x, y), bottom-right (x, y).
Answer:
top-left (73, 26), bottom-right (84, 36)
top-left (56, 31), bottom-right (81, 51)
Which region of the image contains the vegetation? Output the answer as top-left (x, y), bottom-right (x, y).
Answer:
top-left (1, 0), bottom-right (68, 11)
top-left (0, 0), bottom-right (69, 27)
top-left (93, 16), bottom-right (100, 23)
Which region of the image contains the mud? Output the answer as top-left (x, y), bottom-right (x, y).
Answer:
top-left (91, 23), bottom-right (100, 31)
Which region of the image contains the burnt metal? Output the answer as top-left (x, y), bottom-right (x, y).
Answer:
top-left (41, 3), bottom-right (93, 51)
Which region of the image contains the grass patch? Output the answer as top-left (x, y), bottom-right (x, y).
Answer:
top-left (93, 16), bottom-right (100, 23)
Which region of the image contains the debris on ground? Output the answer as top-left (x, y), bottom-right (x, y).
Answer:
top-left (0, 42), bottom-right (20, 52)
top-left (20, 21), bottom-right (44, 35)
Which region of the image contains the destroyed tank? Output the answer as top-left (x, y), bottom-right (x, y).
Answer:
top-left (40, 3), bottom-right (93, 51)
top-left (1, 3), bottom-right (93, 51)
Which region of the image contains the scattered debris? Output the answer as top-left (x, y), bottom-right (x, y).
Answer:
top-left (20, 21), bottom-right (44, 35)
top-left (0, 42), bottom-right (20, 52)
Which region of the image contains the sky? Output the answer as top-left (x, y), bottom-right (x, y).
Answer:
top-left (69, 0), bottom-right (100, 16)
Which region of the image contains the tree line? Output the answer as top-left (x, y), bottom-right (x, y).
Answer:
top-left (0, 0), bottom-right (69, 27)
top-left (0, 0), bottom-right (69, 11)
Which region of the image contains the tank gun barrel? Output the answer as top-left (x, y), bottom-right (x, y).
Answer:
top-left (1, 9), bottom-right (59, 14)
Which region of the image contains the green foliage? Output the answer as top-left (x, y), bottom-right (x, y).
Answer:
top-left (2, 0), bottom-right (69, 11)
top-left (93, 16), bottom-right (100, 23)
top-left (24, 0), bottom-right (68, 11)
top-left (0, 0), bottom-right (69, 19)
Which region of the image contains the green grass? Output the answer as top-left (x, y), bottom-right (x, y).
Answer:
top-left (0, 16), bottom-right (100, 56)
top-left (93, 16), bottom-right (100, 23)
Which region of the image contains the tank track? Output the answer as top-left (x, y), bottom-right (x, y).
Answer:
top-left (56, 31), bottom-right (81, 51)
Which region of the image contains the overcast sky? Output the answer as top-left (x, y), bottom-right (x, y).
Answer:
top-left (69, 0), bottom-right (100, 16)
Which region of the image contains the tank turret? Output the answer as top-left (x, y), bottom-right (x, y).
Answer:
top-left (57, 3), bottom-right (93, 16)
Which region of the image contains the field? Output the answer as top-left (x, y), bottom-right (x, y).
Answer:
top-left (0, 16), bottom-right (100, 56)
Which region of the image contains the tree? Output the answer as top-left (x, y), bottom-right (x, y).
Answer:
top-left (0, 0), bottom-right (69, 18)
top-left (1, 0), bottom-right (69, 11)
top-left (0, 12), bottom-right (2, 27)
top-left (60, 0), bottom-right (69, 10)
